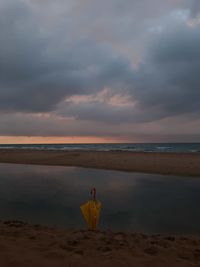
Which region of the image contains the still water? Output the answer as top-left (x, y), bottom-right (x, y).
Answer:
top-left (0, 163), bottom-right (200, 234)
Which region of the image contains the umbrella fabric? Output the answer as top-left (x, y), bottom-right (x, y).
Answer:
top-left (80, 197), bottom-right (101, 230)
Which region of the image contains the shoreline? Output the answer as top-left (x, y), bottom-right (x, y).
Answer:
top-left (0, 220), bottom-right (200, 267)
top-left (0, 149), bottom-right (200, 176)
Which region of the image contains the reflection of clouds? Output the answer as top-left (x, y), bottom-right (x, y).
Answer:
top-left (1, 164), bottom-right (200, 233)
top-left (0, 164), bottom-right (141, 212)
top-left (0, 164), bottom-right (78, 203)
top-left (108, 178), bottom-right (137, 192)
top-left (0, 163), bottom-right (76, 177)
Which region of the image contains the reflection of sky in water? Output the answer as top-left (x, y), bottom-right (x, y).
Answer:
top-left (0, 163), bottom-right (200, 234)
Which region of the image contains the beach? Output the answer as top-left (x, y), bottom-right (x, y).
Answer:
top-left (0, 149), bottom-right (200, 176)
top-left (0, 220), bottom-right (200, 267)
top-left (1, 150), bottom-right (200, 266)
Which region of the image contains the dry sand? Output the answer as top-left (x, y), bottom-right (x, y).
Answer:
top-left (0, 149), bottom-right (200, 176)
top-left (0, 220), bottom-right (200, 267)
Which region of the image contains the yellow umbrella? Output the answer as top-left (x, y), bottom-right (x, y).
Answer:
top-left (80, 188), bottom-right (102, 230)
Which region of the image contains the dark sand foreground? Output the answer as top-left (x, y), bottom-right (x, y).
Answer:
top-left (0, 150), bottom-right (200, 176)
top-left (0, 220), bottom-right (200, 267)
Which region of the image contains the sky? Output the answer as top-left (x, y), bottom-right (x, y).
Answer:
top-left (0, 0), bottom-right (200, 143)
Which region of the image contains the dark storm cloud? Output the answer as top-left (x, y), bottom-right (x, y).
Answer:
top-left (0, 0), bottom-right (134, 112)
top-left (0, 0), bottom-right (200, 136)
top-left (189, 0), bottom-right (200, 17)
top-left (133, 19), bottom-right (200, 119)
top-left (58, 15), bottom-right (200, 123)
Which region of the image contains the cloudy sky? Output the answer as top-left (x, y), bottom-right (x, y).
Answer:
top-left (0, 0), bottom-right (200, 143)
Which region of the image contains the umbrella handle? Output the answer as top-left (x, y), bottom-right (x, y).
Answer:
top-left (91, 187), bottom-right (96, 200)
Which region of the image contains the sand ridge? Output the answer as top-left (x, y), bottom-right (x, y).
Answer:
top-left (0, 150), bottom-right (200, 176)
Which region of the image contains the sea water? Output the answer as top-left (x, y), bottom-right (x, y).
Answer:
top-left (0, 143), bottom-right (200, 153)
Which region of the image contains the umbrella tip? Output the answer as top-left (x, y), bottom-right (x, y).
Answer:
top-left (91, 187), bottom-right (96, 200)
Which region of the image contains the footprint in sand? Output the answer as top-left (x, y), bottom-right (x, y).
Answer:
top-left (67, 240), bottom-right (79, 246)
top-left (143, 246), bottom-right (158, 255)
top-left (74, 250), bottom-right (84, 255)
top-left (98, 246), bottom-right (112, 252)
top-left (81, 235), bottom-right (90, 240)
top-left (193, 249), bottom-right (200, 261)
top-left (59, 244), bottom-right (75, 251)
top-left (45, 251), bottom-right (66, 259)
top-left (165, 236), bottom-right (175, 242)
top-left (177, 253), bottom-right (191, 261)
top-left (29, 235), bottom-right (37, 240)
top-left (150, 240), bottom-right (171, 248)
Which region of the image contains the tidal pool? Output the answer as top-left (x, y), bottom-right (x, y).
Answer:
top-left (0, 163), bottom-right (200, 234)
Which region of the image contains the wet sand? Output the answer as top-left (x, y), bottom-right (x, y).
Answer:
top-left (0, 220), bottom-right (200, 267)
top-left (0, 149), bottom-right (200, 176)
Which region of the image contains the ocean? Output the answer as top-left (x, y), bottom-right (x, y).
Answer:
top-left (0, 143), bottom-right (200, 153)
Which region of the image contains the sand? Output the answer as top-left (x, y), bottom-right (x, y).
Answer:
top-left (0, 149), bottom-right (200, 176)
top-left (0, 220), bottom-right (200, 267)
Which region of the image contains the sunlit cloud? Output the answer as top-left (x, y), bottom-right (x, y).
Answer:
top-left (187, 14), bottom-right (200, 27)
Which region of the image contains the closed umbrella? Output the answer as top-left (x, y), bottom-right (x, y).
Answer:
top-left (80, 188), bottom-right (102, 230)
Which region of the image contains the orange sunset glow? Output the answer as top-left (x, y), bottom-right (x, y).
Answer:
top-left (0, 136), bottom-right (125, 144)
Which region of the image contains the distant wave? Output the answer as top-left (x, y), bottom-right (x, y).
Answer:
top-left (0, 143), bottom-right (200, 153)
